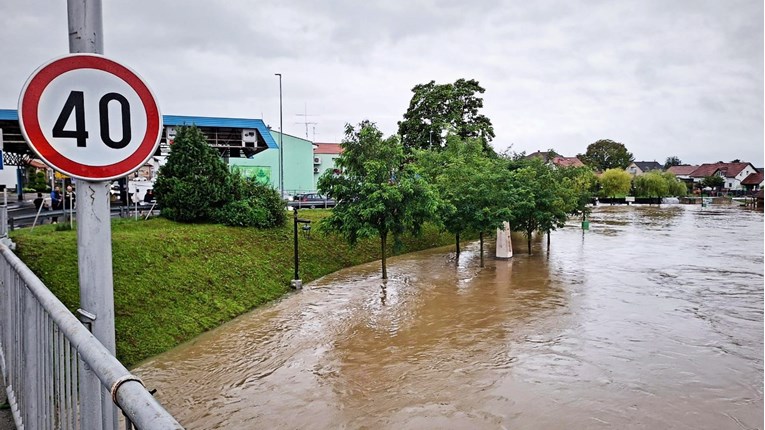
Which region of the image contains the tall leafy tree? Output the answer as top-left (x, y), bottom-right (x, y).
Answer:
top-left (417, 136), bottom-right (513, 266)
top-left (701, 175), bottom-right (724, 190)
top-left (506, 158), bottom-right (570, 254)
top-left (398, 78), bottom-right (495, 153)
top-left (633, 171), bottom-right (688, 199)
top-left (664, 156), bottom-right (682, 169)
top-left (577, 139), bottom-right (634, 171)
top-left (598, 168), bottom-right (632, 198)
top-left (555, 166), bottom-right (597, 217)
top-left (633, 171), bottom-right (669, 200)
top-left (318, 121), bottom-right (438, 280)
top-left (664, 172), bottom-right (688, 196)
top-left (154, 126), bottom-right (232, 222)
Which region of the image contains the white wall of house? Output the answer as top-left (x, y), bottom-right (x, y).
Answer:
top-left (313, 153), bottom-right (340, 189)
top-left (725, 164), bottom-right (757, 190)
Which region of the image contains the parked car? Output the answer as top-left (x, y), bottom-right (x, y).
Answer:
top-left (289, 193), bottom-right (336, 209)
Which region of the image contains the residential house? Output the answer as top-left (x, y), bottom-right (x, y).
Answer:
top-left (313, 143), bottom-right (343, 189)
top-left (525, 150), bottom-right (585, 168)
top-left (741, 172), bottom-right (764, 193)
top-left (689, 162), bottom-right (758, 191)
top-left (666, 165), bottom-right (699, 189)
top-left (626, 161), bottom-right (662, 176)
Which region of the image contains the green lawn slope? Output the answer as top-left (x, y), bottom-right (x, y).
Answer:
top-left (10, 210), bottom-right (455, 367)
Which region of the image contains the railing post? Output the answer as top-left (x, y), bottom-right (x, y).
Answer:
top-left (22, 287), bottom-right (39, 425)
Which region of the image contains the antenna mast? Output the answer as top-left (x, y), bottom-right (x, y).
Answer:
top-left (295, 103), bottom-right (318, 140)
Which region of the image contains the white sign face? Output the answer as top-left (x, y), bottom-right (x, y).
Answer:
top-left (18, 54), bottom-right (162, 181)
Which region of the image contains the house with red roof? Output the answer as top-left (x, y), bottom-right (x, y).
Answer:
top-left (525, 150), bottom-right (586, 168)
top-left (666, 165), bottom-right (699, 178)
top-left (741, 171), bottom-right (764, 193)
top-left (689, 162), bottom-right (758, 191)
top-left (313, 142), bottom-right (343, 188)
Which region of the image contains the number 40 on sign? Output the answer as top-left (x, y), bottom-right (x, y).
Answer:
top-left (18, 54), bottom-right (162, 181)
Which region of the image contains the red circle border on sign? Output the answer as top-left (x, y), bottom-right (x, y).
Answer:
top-left (18, 54), bottom-right (162, 181)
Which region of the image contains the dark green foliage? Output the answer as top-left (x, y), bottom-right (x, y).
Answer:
top-left (319, 121), bottom-right (438, 279)
top-left (701, 175), bottom-right (725, 190)
top-left (664, 156), bottom-right (682, 170)
top-left (577, 139), bottom-right (634, 171)
top-left (398, 79), bottom-right (495, 153)
top-left (154, 126), bottom-right (284, 228)
top-left (505, 158), bottom-right (572, 254)
top-left (213, 172), bottom-right (286, 227)
top-left (29, 170), bottom-right (49, 192)
top-left (154, 126), bottom-right (232, 222)
top-left (416, 136), bottom-right (512, 262)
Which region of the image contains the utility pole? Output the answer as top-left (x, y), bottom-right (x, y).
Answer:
top-left (66, 1), bottom-right (117, 429)
top-left (275, 73), bottom-right (284, 198)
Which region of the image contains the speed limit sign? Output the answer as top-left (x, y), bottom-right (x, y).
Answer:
top-left (18, 54), bottom-right (162, 181)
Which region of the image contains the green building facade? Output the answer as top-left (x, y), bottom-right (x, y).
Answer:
top-left (228, 131), bottom-right (315, 196)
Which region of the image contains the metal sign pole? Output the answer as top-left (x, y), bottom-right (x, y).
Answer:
top-left (67, 1), bottom-right (118, 429)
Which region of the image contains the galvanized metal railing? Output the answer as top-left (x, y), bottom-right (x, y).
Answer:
top-left (0, 242), bottom-right (183, 429)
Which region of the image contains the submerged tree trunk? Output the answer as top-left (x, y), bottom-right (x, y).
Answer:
top-left (547, 230), bottom-right (551, 250)
top-left (527, 229), bottom-right (533, 254)
top-left (479, 231), bottom-right (484, 267)
top-left (455, 232), bottom-right (461, 259)
top-left (381, 232), bottom-right (388, 280)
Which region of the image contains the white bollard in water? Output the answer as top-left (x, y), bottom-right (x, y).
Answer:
top-left (496, 221), bottom-right (513, 259)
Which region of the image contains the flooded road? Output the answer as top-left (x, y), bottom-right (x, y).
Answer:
top-left (136, 205), bottom-right (763, 429)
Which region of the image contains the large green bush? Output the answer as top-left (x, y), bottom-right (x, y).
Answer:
top-left (213, 172), bottom-right (286, 227)
top-left (154, 126), bottom-right (232, 222)
top-left (155, 125), bottom-right (285, 228)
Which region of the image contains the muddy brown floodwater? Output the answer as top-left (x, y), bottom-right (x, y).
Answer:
top-left (135, 205), bottom-right (763, 429)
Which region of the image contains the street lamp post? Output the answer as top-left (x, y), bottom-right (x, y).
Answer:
top-left (275, 73), bottom-right (284, 198)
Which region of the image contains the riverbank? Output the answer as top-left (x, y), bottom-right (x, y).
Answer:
top-left (9, 211), bottom-right (456, 367)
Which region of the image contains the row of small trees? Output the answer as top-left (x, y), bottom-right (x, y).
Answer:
top-left (599, 168), bottom-right (687, 198)
top-left (318, 121), bottom-right (599, 279)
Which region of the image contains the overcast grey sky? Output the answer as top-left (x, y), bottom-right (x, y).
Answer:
top-left (1, 0), bottom-right (762, 165)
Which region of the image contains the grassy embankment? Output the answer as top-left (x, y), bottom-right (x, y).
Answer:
top-left (10, 210), bottom-right (455, 367)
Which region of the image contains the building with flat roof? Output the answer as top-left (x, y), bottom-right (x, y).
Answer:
top-left (0, 109), bottom-right (323, 197)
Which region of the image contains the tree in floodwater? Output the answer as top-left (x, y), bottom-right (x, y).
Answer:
top-left (506, 158), bottom-right (570, 254)
top-left (633, 171), bottom-right (688, 201)
top-left (633, 171), bottom-right (669, 202)
top-left (598, 168), bottom-right (633, 198)
top-left (398, 78), bottom-right (495, 153)
top-left (417, 136), bottom-right (513, 266)
top-left (318, 121), bottom-right (437, 280)
top-left (551, 165), bottom-right (598, 246)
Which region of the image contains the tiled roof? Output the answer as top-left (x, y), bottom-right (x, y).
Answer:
top-left (314, 143), bottom-right (343, 154)
top-left (633, 161), bottom-right (663, 172)
top-left (525, 150), bottom-right (553, 162)
top-left (666, 165), bottom-right (699, 175)
top-left (741, 172), bottom-right (764, 185)
top-left (690, 162), bottom-right (752, 178)
top-left (552, 156), bottom-right (584, 167)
